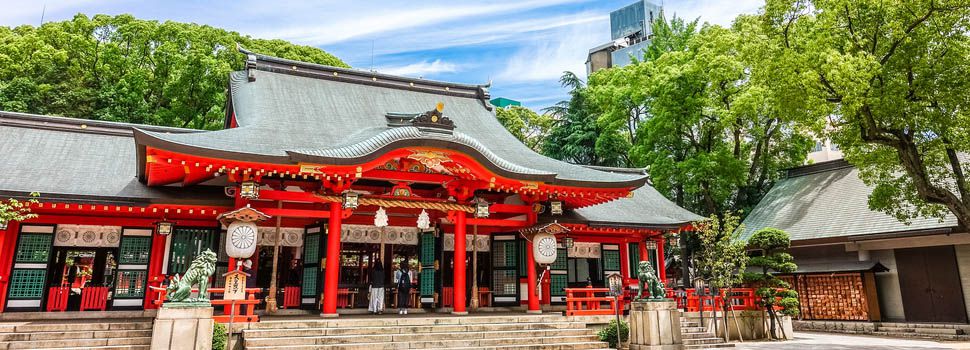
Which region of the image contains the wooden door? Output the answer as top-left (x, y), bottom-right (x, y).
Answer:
top-left (896, 245), bottom-right (968, 323)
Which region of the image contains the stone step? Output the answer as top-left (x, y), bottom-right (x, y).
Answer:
top-left (246, 321), bottom-right (588, 337)
top-left (252, 316), bottom-right (574, 330)
top-left (876, 326), bottom-right (962, 335)
top-left (683, 343), bottom-right (736, 349)
top-left (246, 341), bottom-right (609, 350)
top-left (29, 347), bottom-right (149, 350)
top-left (682, 337), bottom-right (729, 346)
top-left (5, 321), bottom-right (152, 333)
top-left (244, 329), bottom-right (595, 347)
top-left (406, 334), bottom-right (600, 348)
top-left (0, 329), bottom-right (152, 342)
top-left (877, 322), bottom-right (970, 329)
top-left (1, 336), bottom-right (151, 350)
top-left (682, 332), bottom-right (720, 339)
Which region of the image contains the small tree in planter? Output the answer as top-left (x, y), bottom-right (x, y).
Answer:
top-left (0, 193), bottom-right (39, 229)
top-left (693, 212), bottom-right (749, 341)
top-left (742, 227), bottom-right (798, 340)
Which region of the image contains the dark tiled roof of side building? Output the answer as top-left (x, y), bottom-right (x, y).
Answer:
top-left (738, 159), bottom-right (959, 244)
top-left (0, 111), bottom-right (231, 206)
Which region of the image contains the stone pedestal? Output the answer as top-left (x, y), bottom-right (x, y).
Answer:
top-left (629, 300), bottom-right (682, 350)
top-left (151, 306), bottom-right (214, 350)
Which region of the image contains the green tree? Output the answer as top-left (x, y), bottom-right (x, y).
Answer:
top-left (494, 105), bottom-right (554, 152)
top-left (0, 193), bottom-right (39, 228)
top-left (587, 14), bottom-right (811, 216)
top-left (692, 212), bottom-right (749, 341)
top-left (0, 14), bottom-right (346, 130)
top-left (742, 227), bottom-right (798, 340)
top-left (759, 0), bottom-right (970, 228)
top-left (542, 72), bottom-right (625, 166)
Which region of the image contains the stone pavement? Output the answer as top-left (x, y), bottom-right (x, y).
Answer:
top-left (733, 331), bottom-right (970, 350)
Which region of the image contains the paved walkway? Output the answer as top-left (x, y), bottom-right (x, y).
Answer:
top-left (734, 332), bottom-right (970, 350)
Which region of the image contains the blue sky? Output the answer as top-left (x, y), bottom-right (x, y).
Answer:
top-left (0, 0), bottom-right (763, 110)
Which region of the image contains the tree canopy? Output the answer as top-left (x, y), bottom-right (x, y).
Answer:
top-left (759, 0), bottom-right (970, 228)
top-left (494, 105), bottom-right (554, 153)
top-left (0, 14), bottom-right (346, 130)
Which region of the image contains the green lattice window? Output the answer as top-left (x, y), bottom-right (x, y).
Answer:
top-left (493, 270), bottom-right (517, 295)
top-left (168, 228), bottom-right (216, 274)
top-left (493, 241), bottom-right (516, 267)
top-left (8, 269), bottom-right (46, 299)
top-left (302, 267), bottom-right (317, 296)
top-left (552, 248), bottom-right (567, 270)
top-left (15, 234), bottom-right (52, 263)
top-left (603, 249), bottom-right (621, 271)
top-left (419, 232), bottom-right (435, 265)
top-left (119, 236), bottom-right (151, 264)
top-left (420, 269), bottom-right (435, 295)
top-left (115, 270), bottom-right (147, 298)
top-left (628, 244), bottom-right (640, 278)
top-left (550, 274), bottom-right (567, 296)
top-left (303, 235), bottom-right (319, 262)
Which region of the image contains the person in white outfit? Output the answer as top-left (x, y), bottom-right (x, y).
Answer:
top-left (368, 259), bottom-right (385, 314)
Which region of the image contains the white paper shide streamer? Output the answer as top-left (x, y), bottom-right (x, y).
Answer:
top-left (374, 207), bottom-right (389, 228)
top-left (416, 209), bottom-right (431, 230)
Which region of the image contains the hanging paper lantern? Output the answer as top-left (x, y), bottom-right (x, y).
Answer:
top-left (374, 207), bottom-right (389, 228)
top-left (225, 221), bottom-right (258, 258)
top-left (417, 209), bottom-right (431, 230)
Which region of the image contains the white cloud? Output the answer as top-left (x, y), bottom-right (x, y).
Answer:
top-left (665, 0), bottom-right (764, 26)
top-left (377, 59), bottom-right (459, 77)
top-left (495, 14), bottom-right (607, 83)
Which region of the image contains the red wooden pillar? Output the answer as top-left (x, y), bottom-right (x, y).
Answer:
top-left (526, 239), bottom-right (540, 313)
top-left (639, 240), bottom-right (648, 262)
top-left (322, 203), bottom-right (343, 317)
top-left (0, 221), bottom-right (21, 312)
top-left (619, 241), bottom-right (630, 279)
top-left (145, 228), bottom-right (169, 309)
top-left (452, 211), bottom-right (468, 314)
top-left (655, 236), bottom-right (666, 283)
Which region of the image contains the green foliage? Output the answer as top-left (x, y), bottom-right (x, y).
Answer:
top-left (0, 14), bottom-right (346, 130)
top-left (743, 227), bottom-right (799, 333)
top-left (758, 0), bottom-right (970, 228)
top-left (585, 13), bottom-right (812, 216)
top-left (692, 212), bottom-right (749, 290)
top-left (542, 72), bottom-right (624, 166)
top-left (0, 193), bottom-right (39, 226)
top-left (494, 106), bottom-right (554, 153)
top-left (597, 319), bottom-right (629, 348)
top-left (212, 322), bottom-right (227, 350)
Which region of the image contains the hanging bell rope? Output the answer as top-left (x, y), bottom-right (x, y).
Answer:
top-left (314, 194), bottom-right (475, 213)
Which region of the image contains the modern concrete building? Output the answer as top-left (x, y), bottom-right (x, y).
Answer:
top-left (586, 0), bottom-right (663, 74)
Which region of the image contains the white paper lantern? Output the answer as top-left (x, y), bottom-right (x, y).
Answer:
top-left (374, 207), bottom-right (389, 228)
top-left (533, 233), bottom-right (558, 265)
top-left (226, 221), bottom-right (258, 258)
top-left (417, 209), bottom-right (431, 230)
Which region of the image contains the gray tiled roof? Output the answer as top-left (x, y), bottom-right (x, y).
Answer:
top-left (0, 112), bottom-right (229, 205)
top-left (135, 55), bottom-right (647, 188)
top-left (739, 161), bottom-right (958, 242)
top-left (575, 185), bottom-right (705, 228)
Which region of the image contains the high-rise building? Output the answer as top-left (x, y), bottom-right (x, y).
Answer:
top-left (586, 0), bottom-right (663, 74)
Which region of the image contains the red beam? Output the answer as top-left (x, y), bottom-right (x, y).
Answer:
top-left (257, 190), bottom-right (332, 203)
top-left (465, 218), bottom-right (529, 228)
top-left (261, 208), bottom-right (331, 219)
top-left (362, 169), bottom-right (455, 184)
top-left (489, 203), bottom-right (532, 214)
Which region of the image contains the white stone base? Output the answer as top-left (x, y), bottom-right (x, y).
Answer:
top-left (151, 307), bottom-right (214, 350)
top-left (629, 301), bottom-right (682, 350)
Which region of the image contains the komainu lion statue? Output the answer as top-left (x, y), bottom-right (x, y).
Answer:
top-left (166, 249), bottom-right (218, 303)
top-left (636, 261), bottom-right (666, 301)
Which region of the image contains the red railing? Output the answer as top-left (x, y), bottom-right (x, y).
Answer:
top-left (46, 286), bottom-right (69, 312)
top-left (152, 286), bottom-right (261, 323)
top-left (79, 286), bottom-right (109, 311)
top-left (666, 288), bottom-right (773, 312)
top-left (565, 288), bottom-right (620, 316)
top-left (282, 286), bottom-right (301, 309)
top-left (442, 287), bottom-right (492, 308)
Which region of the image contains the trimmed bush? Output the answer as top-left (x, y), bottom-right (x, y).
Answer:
top-left (213, 323), bottom-right (227, 350)
top-left (597, 319), bottom-right (629, 348)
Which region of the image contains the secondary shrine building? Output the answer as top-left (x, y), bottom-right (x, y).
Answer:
top-left (0, 49), bottom-right (701, 316)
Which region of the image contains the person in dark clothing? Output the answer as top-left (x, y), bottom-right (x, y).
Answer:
top-left (395, 259), bottom-right (412, 315)
top-left (368, 259), bottom-right (385, 314)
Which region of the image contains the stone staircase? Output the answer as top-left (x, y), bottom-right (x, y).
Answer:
top-left (241, 314), bottom-right (610, 349)
top-left (872, 322), bottom-right (970, 341)
top-left (680, 319), bottom-right (734, 349)
top-left (0, 319), bottom-right (153, 350)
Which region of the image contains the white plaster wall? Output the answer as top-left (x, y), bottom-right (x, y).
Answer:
top-left (954, 244), bottom-right (970, 319)
top-left (871, 249), bottom-right (905, 321)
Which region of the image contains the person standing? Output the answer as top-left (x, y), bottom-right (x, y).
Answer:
top-left (395, 260), bottom-right (412, 315)
top-left (368, 259), bottom-right (386, 314)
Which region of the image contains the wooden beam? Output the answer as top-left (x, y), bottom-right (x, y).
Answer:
top-left (261, 208), bottom-right (331, 219)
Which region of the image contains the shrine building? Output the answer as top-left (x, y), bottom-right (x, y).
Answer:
top-left (0, 48), bottom-right (701, 316)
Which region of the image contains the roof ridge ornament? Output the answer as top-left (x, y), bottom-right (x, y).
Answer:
top-left (410, 102), bottom-right (455, 133)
